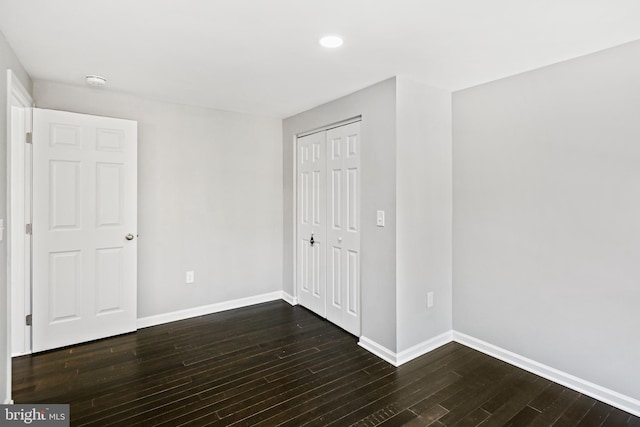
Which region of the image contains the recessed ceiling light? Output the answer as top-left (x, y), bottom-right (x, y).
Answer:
top-left (86, 75), bottom-right (107, 88)
top-left (319, 35), bottom-right (344, 48)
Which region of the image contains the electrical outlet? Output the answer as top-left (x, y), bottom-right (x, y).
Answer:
top-left (427, 291), bottom-right (434, 308)
top-left (186, 270), bottom-right (195, 284)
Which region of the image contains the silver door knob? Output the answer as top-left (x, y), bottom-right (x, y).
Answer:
top-left (125, 233), bottom-right (135, 241)
top-left (338, 237), bottom-right (343, 242)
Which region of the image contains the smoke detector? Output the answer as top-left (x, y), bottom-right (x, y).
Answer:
top-left (85, 75), bottom-right (107, 88)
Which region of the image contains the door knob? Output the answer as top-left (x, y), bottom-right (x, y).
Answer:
top-left (310, 232), bottom-right (315, 247)
top-left (338, 237), bottom-right (342, 242)
top-left (125, 233), bottom-right (135, 241)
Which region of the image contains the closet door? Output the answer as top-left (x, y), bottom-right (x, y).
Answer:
top-left (325, 122), bottom-right (361, 336)
top-left (296, 131), bottom-right (327, 317)
top-left (296, 121), bottom-right (361, 336)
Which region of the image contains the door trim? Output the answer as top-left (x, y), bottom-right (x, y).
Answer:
top-left (296, 116), bottom-right (361, 138)
top-left (290, 135), bottom-right (298, 305)
top-left (6, 70), bottom-right (33, 403)
top-left (292, 117), bottom-right (362, 320)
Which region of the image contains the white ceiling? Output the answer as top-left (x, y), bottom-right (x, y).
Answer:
top-left (1, 0), bottom-right (640, 118)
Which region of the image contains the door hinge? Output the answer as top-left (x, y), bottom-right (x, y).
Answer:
top-left (26, 314), bottom-right (32, 326)
top-left (26, 223), bottom-right (32, 235)
top-left (26, 132), bottom-right (32, 144)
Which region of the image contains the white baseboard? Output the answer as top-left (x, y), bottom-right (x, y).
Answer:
top-left (397, 331), bottom-right (453, 366)
top-left (359, 331), bottom-right (453, 367)
top-left (10, 351), bottom-right (31, 358)
top-left (282, 292), bottom-right (298, 306)
top-left (452, 331), bottom-right (640, 418)
top-left (360, 330), bottom-right (640, 417)
top-left (137, 291), bottom-right (284, 329)
top-left (3, 399), bottom-right (13, 404)
top-left (358, 336), bottom-right (400, 366)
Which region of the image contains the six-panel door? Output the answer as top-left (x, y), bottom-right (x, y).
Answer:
top-left (297, 131), bottom-right (327, 317)
top-left (32, 108), bottom-right (138, 352)
top-left (325, 122), bottom-right (361, 336)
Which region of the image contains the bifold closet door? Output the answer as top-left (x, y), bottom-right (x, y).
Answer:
top-left (325, 122), bottom-right (361, 336)
top-left (296, 121), bottom-right (361, 336)
top-left (297, 130), bottom-right (327, 317)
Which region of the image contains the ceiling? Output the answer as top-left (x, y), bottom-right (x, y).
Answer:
top-left (1, 0), bottom-right (640, 118)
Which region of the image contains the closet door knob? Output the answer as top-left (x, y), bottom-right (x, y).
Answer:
top-left (125, 233), bottom-right (135, 241)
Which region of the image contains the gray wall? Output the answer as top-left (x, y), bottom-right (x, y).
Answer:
top-left (283, 78), bottom-right (398, 351)
top-left (1, 30), bottom-right (32, 404)
top-left (453, 40), bottom-right (640, 400)
top-left (396, 78), bottom-right (452, 351)
top-left (34, 81), bottom-right (283, 319)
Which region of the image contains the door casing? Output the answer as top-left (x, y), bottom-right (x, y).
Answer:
top-left (7, 70), bottom-right (33, 360)
top-left (6, 70), bottom-right (33, 404)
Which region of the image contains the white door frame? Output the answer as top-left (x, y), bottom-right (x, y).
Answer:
top-left (6, 70), bottom-right (33, 402)
top-left (292, 116), bottom-right (361, 315)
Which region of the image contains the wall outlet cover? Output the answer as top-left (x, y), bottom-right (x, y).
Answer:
top-left (186, 271), bottom-right (195, 284)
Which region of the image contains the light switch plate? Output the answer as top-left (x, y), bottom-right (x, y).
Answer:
top-left (376, 210), bottom-right (385, 227)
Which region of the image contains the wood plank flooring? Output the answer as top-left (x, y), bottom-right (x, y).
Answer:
top-left (12, 301), bottom-right (640, 426)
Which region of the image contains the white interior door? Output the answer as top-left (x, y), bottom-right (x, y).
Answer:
top-left (297, 121), bottom-right (361, 336)
top-left (297, 131), bottom-right (327, 317)
top-left (325, 122), bottom-right (361, 336)
top-left (32, 108), bottom-right (138, 353)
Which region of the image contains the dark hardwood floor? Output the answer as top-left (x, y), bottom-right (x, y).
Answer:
top-left (12, 301), bottom-right (639, 426)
